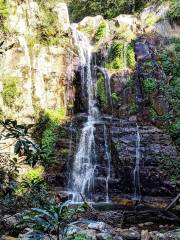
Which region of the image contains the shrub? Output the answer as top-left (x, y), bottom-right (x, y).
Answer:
top-left (19, 201), bottom-right (87, 240)
top-left (2, 76), bottom-right (21, 107)
top-left (142, 78), bottom-right (156, 94)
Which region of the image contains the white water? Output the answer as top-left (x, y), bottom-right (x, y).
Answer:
top-left (70, 25), bottom-right (99, 202)
top-left (103, 125), bottom-right (111, 202)
top-left (133, 124), bottom-right (141, 200)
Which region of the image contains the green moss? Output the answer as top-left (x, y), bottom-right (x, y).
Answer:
top-left (2, 76), bottom-right (21, 107)
top-left (25, 166), bottom-right (44, 183)
top-left (127, 43), bottom-right (136, 68)
top-left (94, 20), bottom-right (106, 42)
top-left (96, 72), bottom-right (107, 108)
top-left (142, 78), bottom-right (156, 94)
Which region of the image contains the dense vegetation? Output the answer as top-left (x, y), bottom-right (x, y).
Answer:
top-left (68, 0), bottom-right (180, 22)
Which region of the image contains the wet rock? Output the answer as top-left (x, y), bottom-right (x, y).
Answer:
top-left (135, 41), bottom-right (151, 60)
top-left (80, 230), bottom-right (97, 240)
top-left (88, 222), bottom-right (113, 233)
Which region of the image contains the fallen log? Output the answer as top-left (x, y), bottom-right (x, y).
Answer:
top-left (165, 193), bottom-right (180, 211)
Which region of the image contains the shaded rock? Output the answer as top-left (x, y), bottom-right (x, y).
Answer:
top-left (118, 229), bottom-right (140, 240)
top-left (80, 230), bottom-right (97, 240)
top-left (97, 233), bottom-right (113, 240)
top-left (88, 222), bottom-right (113, 233)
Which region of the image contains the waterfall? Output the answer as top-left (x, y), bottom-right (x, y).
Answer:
top-left (96, 66), bottom-right (113, 112)
top-left (133, 124), bottom-right (141, 200)
top-left (103, 125), bottom-right (111, 202)
top-left (70, 25), bottom-right (99, 202)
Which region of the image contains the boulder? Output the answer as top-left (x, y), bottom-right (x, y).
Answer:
top-left (88, 222), bottom-right (113, 233)
top-left (118, 229), bottom-right (140, 240)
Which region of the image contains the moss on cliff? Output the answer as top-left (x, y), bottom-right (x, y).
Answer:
top-left (2, 76), bottom-right (21, 107)
top-left (105, 41), bottom-right (136, 71)
top-left (96, 72), bottom-right (107, 109)
top-left (93, 20), bottom-right (106, 42)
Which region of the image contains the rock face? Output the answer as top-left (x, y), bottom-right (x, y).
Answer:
top-left (0, 0), bottom-right (75, 123)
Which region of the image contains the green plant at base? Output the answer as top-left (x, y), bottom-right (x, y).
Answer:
top-left (19, 201), bottom-right (87, 240)
top-left (128, 102), bottom-right (137, 115)
top-left (112, 92), bottom-right (120, 105)
top-left (96, 72), bottom-right (107, 108)
top-left (2, 76), bottom-right (21, 107)
top-left (143, 78), bottom-right (156, 94)
top-left (94, 20), bottom-right (106, 42)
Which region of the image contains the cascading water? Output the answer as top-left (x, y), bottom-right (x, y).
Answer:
top-left (133, 124), bottom-right (141, 200)
top-left (103, 125), bottom-right (111, 202)
top-left (70, 25), bottom-right (99, 202)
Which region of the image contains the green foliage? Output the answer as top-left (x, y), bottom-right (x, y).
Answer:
top-left (68, 0), bottom-right (138, 22)
top-left (149, 107), bottom-right (158, 120)
top-left (106, 42), bottom-right (124, 70)
top-left (2, 76), bottom-right (20, 107)
top-left (167, 117), bottom-right (180, 151)
top-left (96, 72), bottom-right (108, 108)
top-left (0, 0), bottom-right (9, 33)
top-left (128, 102), bottom-right (138, 115)
top-left (94, 20), bottom-right (106, 42)
top-left (168, 0), bottom-right (180, 23)
top-left (142, 78), bottom-right (156, 94)
top-left (19, 201), bottom-right (87, 239)
top-left (0, 119), bottom-right (47, 166)
top-left (144, 13), bottom-right (160, 27)
top-left (72, 234), bottom-right (91, 240)
top-left (112, 92), bottom-right (120, 105)
top-left (105, 41), bottom-right (135, 71)
top-left (127, 43), bottom-right (136, 68)
top-left (159, 156), bottom-right (180, 187)
top-left (35, 0), bottom-right (68, 46)
top-left (40, 108), bottom-right (66, 161)
top-left (0, 0), bottom-right (8, 18)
